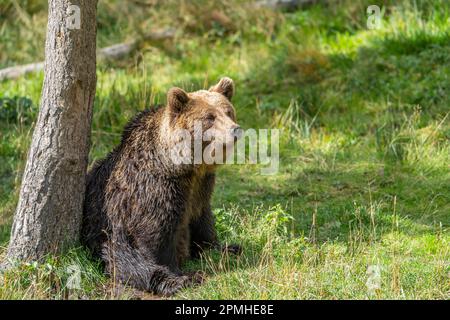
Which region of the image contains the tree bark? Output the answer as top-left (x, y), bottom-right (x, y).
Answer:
top-left (6, 0), bottom-right (97, 262)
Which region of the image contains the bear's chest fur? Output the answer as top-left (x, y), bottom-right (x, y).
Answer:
top-left (175, 167), bottom-right (210, 265)
top-left (187, 167), bottom-right (208, 219)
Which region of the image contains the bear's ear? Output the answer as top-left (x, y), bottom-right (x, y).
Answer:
top-left (167, 87), bottom-right (189, 114)
top-left (209, 77), bottom-right (234, 101)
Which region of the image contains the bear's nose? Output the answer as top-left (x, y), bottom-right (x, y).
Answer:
top-left (232, 125), bottom-right (243, 140)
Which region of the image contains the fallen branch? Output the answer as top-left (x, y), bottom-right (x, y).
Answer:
top-left (0, 62), bottom-right (44, 82)
top-left (98, 28), bottom-right (176, 60)
top-left (0, 28), bottom-right (176, 81)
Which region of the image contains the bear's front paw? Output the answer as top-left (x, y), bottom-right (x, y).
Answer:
top-left (160, 275), bottom-right (191, 296)
top-left (221, 244), bottom-right (242, 255)
top-left (162, 272), bottom-right (205, 296)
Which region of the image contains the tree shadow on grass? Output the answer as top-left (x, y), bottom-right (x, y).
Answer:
top-left (215, 158), bottom-right (448, 242)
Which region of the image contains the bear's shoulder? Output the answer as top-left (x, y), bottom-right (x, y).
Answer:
top-left (120, 105), bottom-right (164, 143)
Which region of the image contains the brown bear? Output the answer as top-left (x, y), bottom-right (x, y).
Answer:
top-left (82, 77), bottom-right (241, 296)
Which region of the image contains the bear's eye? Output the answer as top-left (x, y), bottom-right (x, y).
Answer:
top-left (205, 114), bottom-right (216, 123)
top-left (226, 110), bottom-right (233, 118)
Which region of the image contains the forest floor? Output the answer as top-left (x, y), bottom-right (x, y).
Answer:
top-left (0, 0), bottom-right (449, 299)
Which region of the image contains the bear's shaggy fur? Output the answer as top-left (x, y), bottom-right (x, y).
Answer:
top-left (82, 78), bottom-right (241, 296)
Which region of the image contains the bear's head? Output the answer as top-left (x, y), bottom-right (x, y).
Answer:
top-left (163, 77), bottom-right (241, 167)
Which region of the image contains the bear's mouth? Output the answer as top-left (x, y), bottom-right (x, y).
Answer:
top-left (200, 137), bottom-right (236, 165)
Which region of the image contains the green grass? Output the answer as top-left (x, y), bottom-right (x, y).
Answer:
top-left (0, 0), bottom-right (449, 299)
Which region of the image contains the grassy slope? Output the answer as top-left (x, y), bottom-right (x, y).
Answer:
top-left (0, 0), bottom-right (449, 299)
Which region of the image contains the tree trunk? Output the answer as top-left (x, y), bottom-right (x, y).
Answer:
top-left (6, 0), bottom-right (97, 262)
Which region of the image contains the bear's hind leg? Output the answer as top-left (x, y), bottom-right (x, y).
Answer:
top-left (102, 240), bottom-right (197, 296)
